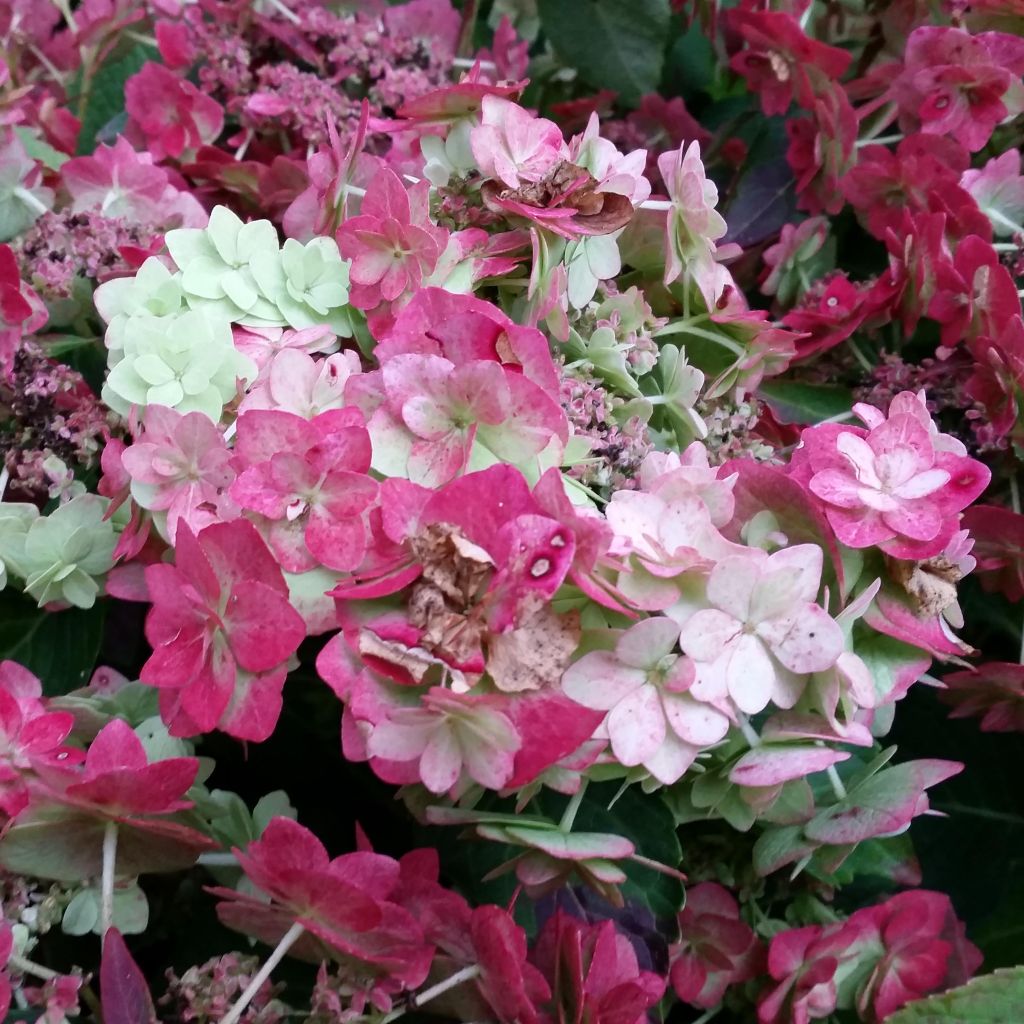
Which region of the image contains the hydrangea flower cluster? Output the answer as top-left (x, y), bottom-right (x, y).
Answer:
top-left (0, 0), bottom-right (1021, 1020)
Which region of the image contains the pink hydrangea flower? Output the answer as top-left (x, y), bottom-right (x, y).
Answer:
top-left (757, 919), bottom-right (874, 1024)
top-left (120, 405), bottom-right (236, 540)
top-left (231, 408), bottom-right (378, 573)
top-left (890, 26), bottom-right (1024, 152)
top-left (797, 392), bottom-right (991, 559)
top-left (470, 905), bottom-right (550, 1024)
top-left (354, 352), bottom-right (567, 488)
top-left (231, 324), bottom-right (338, 372)
top-left (678, 545), bottom-right (844, 715)
top-left (0, 242), bottom-right (46, 371)
top-left (0, 661), bottom-right (77, 816)
top-left (562, 617), bottom-right (730, 785)
top-left (470, 96), bottom-right (567, 189)
top-left (367, 688), bottom-right (521, 795)
top-left (211, 816), bottom-right (433, 990)
top-left (849, 890), bottom-right (982, 1020)
top-left (670, 882), bottom-right (763, 1009)
top-left (45, 718), bottom-right (198, 817)
top-left (336, 168), bottom-right (448, 312)
top-left (239, 349), bottom-right (361, 419)
top-left (960, 148), bottom-right (1024, 237)
top-left (125, 62), bottom-right (224, 161)
top-left (61, 136), bottom-right (205, 226)
top-left (141, 520), bottom-right (307, 741)
top-left (568, 113), bottom-right (652, 206)
top-left (532, 912), bottom-right (665, 1024)
top-left (657, 141), bottom-right (732, 297)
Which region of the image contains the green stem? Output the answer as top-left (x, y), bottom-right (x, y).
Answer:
top-left (559, 780), bottom-right (588, 832)
top-left (8, 954), bottom-right (58, 981)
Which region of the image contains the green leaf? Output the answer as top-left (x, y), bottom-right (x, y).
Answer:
top-left (569, 782), bottom-right (684, 920)
top-left (537, 0), bottom-right (671, 107)
top-left (76, 45), bottom-right (155, 155)
top-left (0, 590), bottom-right (105, 694)
top-left (757, 379), bottom-right (856, 425)
top-left (887, 967), bottom-right (1024, 1023)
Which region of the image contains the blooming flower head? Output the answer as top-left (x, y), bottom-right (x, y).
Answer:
top-left (0, 494), bottom-right (117, 609)
top-left (231, 408), bottom-right (378, 573)
top-left (211, 816), bottom-right (433, 991)
top-left (141, 519), bottom-right (307, 741)
top-left (367, 687), bottom-right (521, 795)
top-left (670, 882), bottom-right (763, 1008)
top-left (102, 309), bottom-right (256, 421)
top-left (470, 96), bottom-right (567, 189)
top-left (61, 136), bottom-right (205, 226)
top-left (532, 912), bottom-right (664, 1024)
top-left (678, 544), bottom-right (845, 715)
top-left (562, 617), bottom-right (731, 785)
top-left (120, 404), bottom-right (236, 540)
top-left (797, 391), bottom-right (991, 559)
top-left (125, 62), bottom-right (224, 161)
top-left (336, 168), bottom-right (448, 314)
top-left (891, 26), bottom-right (1024, 152)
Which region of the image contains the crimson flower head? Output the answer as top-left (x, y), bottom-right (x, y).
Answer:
top-left (786, 86), bottom-right (857, 215)
top-left (0, 242), bottom-right (46, 372)
top-left (757, 919), bottom-right (875, 1024)
top-left (141, 519), bottom-right (307, 742)
top-left (0, 718), bottom-right (212, 882)
top-left (849, 890), bottom-right (982, 1021)
top-left (961, 502), bottom-right (1024, 601)
top-left (0, 660), bottom-right (77, 817)
top-left (125, 62), bottom-right (224, 161)
top-left (532, 911), bottom-right (666, 1024)
top-left (670, 883), bottom-right (763, 1009)
top-left (469, 905), bottom-right (550, 1024)
top-left (891, 26), bottom-right (1024, 151)
top-left (47, 718), bottom-right (197, 817)
top-left (727, 10), bottom-right (852, 115)
top-left (941, 661), bottom-right (1024, 732)
top-left (212, 817), bottom-right (433, 993)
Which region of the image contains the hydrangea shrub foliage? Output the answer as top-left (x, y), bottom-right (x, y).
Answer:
top-left (0, 0), bottom-right (1022, 1022)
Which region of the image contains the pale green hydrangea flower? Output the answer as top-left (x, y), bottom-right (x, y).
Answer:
top-left (102, 308), bottom-right (256, 420)
top-left (93, 257), bottom-right (186, 355)
top-left (0, 495), bottom-right (117, 609)
top-left (249, 236), bottom-right (352, 333)
top-left (165, 206), bottom-right (281, 323)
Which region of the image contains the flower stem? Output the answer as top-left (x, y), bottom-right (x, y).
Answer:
top-left (100, 821), bottom-right (118, 937)
top-left (220, 922), bottom-right (305, 1024)
top-left (826, 764), bottom-right (848, 801)
top-left (413, 964), bottom-right (481, 1008)
top-left (8, 954), bottom-right (58, 981)
top-left (559, 780), bottom-right (588, 832)
top-left (855, 134), bottom-right (903, 147)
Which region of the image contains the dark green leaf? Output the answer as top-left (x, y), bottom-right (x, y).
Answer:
top-left (570, 783), bottom-right (684, 920)
top-left (76, 45), bottom-right (155, 155)
top-left (0, 590), bottom-right (105, 694)
top-left (757, 379), bottom-right (856, 425)
top-left (537, 0), bottom-right (671, 107)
